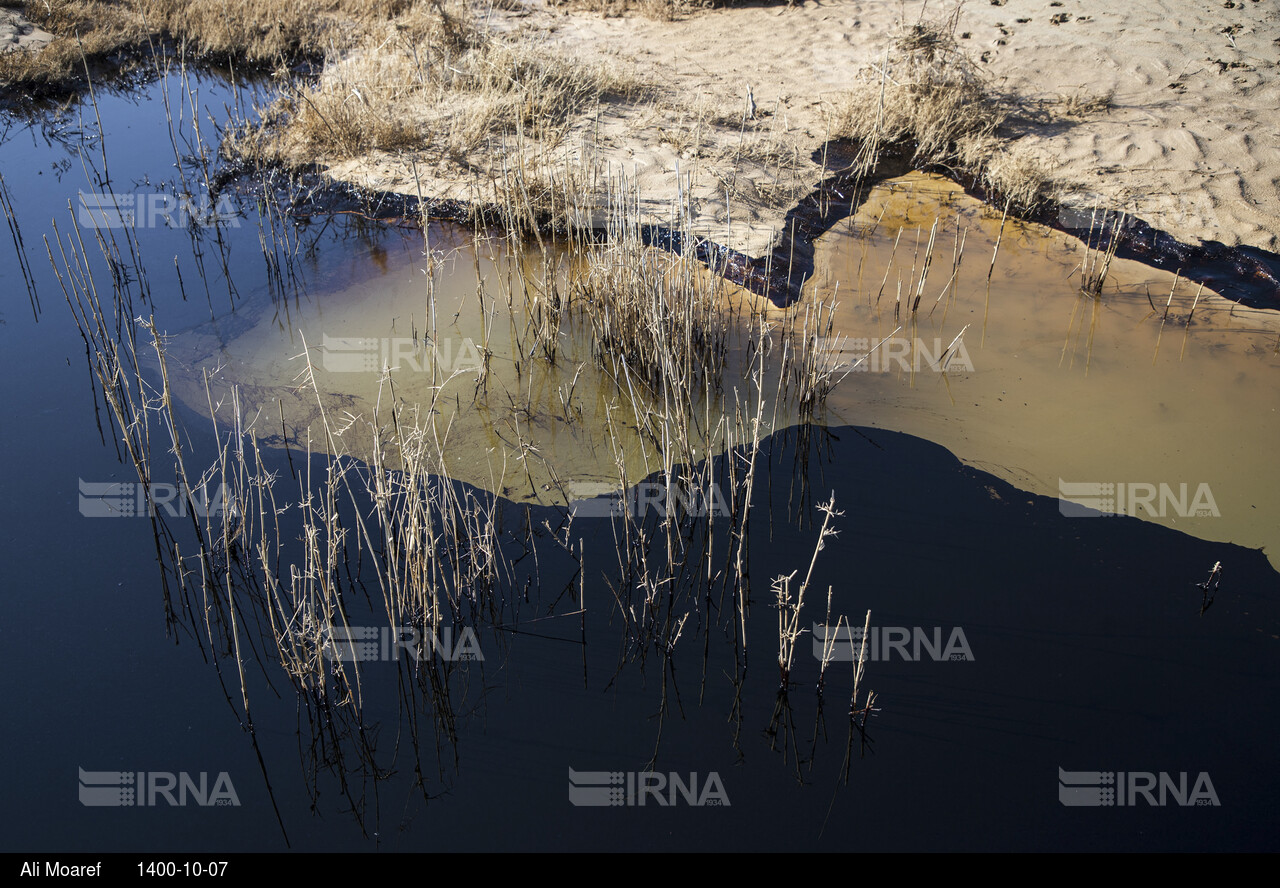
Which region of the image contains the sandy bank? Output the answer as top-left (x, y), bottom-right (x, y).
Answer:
top-left (321, 0), bottom-right (1279, 257)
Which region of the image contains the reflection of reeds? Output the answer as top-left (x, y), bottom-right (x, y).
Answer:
top-left (1152, 271), bottom-right (1181, 364)
top-left (1179, 282), bottom-right (1205, 361)
top-left (843, 607), bottom-right (878, 771)
top-left (0, 173), bottom-right (40, 320)
top-left (780, 295), bottom-right (842, 423)
top-left (59, 102), bottom-right (870, 813)
top-left (1197, 561), bottom-right (1222, 616)
top-left (53, 203), bottom-right (515, 834)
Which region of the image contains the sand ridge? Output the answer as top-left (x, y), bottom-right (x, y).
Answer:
top-left (368, 0), bottom-right (1277, 257)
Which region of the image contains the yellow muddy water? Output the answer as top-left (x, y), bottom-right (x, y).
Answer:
top-left (154, 232), bottom-right (668, 504)
top-left (808, 172), bottom-right (1280, 569)
top-left (155, 172), bottom-right (1280, 569)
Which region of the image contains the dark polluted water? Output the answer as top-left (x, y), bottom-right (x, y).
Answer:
top-left (1, 66), bottom-right (1278, 854)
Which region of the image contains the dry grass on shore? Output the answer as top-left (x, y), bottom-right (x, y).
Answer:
top-left (228, 6), bottom-right (644, 168)
top-left (0, 0), bottom-right (405, 88)
top-left (1, 1), bottom-right (144, 86)
top-left (6, 1), bottom-right (1076, 245)
top-left (544, 0), bottom-right (772, 19)
top-left (4, 0), bottom-right (647, 206)
top-left (831, 13), bottom-right (1053, 212)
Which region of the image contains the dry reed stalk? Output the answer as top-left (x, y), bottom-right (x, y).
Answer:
top-left (1152, 270), bottom-right (1181, 364)
top-left (1178, 282), bottom-right (1205, 361)
top-left (1078, 209), bottom-right (1126, 297)
top-left (981, 202), bottom-right (1007, 345)
top-left (773, 494), bottom-right (841, 691)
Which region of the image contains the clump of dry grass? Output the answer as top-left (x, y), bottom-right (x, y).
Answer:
top-left (228, 5), bottom-right (646, 183)
top-left (0, 0), bottom-right (417, 89)
top-left (131, 0), bottom-right (354, 61)
top-left (832, 12), bottom-right (1053, 212)
top-left (1059, 87), bottom-right (1114, 117)
top-left (982, 142), bottom-right (1051, 212)
top-left (834, 16), bottom-right (999, 171)
top-left (544, 0), bottom-right (684, 20)
top-left (545, 0), bottom-right (785, 22)
top-left (572, 181), bottom-right (729, 405)
top-left (0, 1), bottom-right (146, 87)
